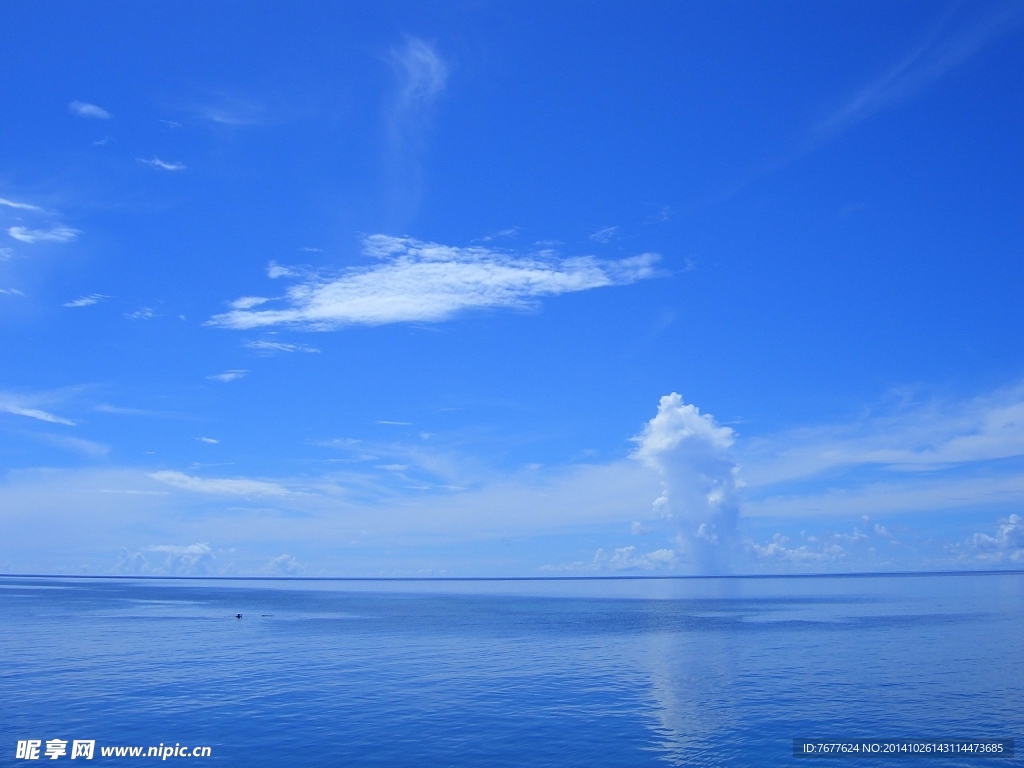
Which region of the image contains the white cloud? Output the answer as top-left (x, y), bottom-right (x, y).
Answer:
top-left (264, 553), bottom-right (302, 575)
top-left (69, 101), bottom-right (111, 119)
top-left (196, 437), bottom-right (218, 444)
top-left (207, 370), bottom-right (247, 382)
top-left (0, 403), bottom-right (75, 426)
top-left (209, 235), bottom-right (660, 330)
top-left (749, 534), bottom-right (845, 563)
top-left (0, 247), bottom-right (13, 261)
top-left (958, 514), bottom-right (1024, 563)
top-left (589, 226), bottom-right (618, 243)
top-left (232, 296), bottom-right (269, 310)
top-left (741, 383), bottom-right (1024, 488)
top-left (63, 294), bottom-right (107, 308)
top-left (148, 470), bottom-right (288, 497)
top-left (138, 157), bottom-right (186, 171)
top-left (747, 472), bottom-right (1024, 519)
top-left (0, 198), bottom-right (42, 211)
top-left (267, 262), bottom-right (298, 279)
top-left (376, 420), bottom-right (412, 426)
top-left (0, 288), bottom-right (25, 297)
top-left (125, 307), bottom-right (155, 320)
top-left (542, 545), bottom-right (677, 573)
top-left (143, 543), bottom-right (214, 574)
top-left (8, 225), bottom-right (79, 244)
top-left (632, 393), bottom-right (740, 572)
top-left (36, 434), bottom-right (109, 458)
top-left (874, 524), bottom-right (895, 540)
top-left (603, 545), bottom-right (676, 570)
top-left (817, 5), bottom-right (1024, 139)
top-left (245, 340), bottom-right (319, 354)
top-left (630, 521), bottom-right (651, 535)
top-left (390, 36), bottom-right (448, 116)
top-left (192, 97), bottom-right (266, 126)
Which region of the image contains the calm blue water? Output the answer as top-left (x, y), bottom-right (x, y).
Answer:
top-left (1, 574), bottom-right (1022, 766)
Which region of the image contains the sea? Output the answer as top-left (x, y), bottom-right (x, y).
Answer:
top-left (1, 573), bottom-right (1022, 767)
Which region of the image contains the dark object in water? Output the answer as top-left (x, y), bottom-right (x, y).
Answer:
top-left (235, 613), bottom-right (242, 619)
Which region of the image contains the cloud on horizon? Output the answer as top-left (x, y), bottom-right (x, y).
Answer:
top-left (209, 235), bottom-right (660, 330)
top-left (632, 393), bottom-right (742, 572)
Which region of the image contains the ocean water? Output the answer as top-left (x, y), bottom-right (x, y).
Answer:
top-left (1, 573), bottom-right (1022, 766)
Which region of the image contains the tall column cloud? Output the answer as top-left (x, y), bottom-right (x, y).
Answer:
top-left (632, 393), bottom-right (742, 573)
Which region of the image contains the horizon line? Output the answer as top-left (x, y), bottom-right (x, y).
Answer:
top-left (2, 568), bottom-right (1023, 582)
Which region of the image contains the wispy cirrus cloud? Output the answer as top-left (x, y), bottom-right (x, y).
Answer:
top-left (35, 433), bottom-right (109, 457)
top-left (63, 294), bottom-right (108, 308)
top-left (244, 340), bottom-right (320, 354)
top-left (0, 198), bottom-right (43, 212)
top-left (69, 101), bottom-right (111, 119)
top-left (388, 36), bottom-right (448, 132)
top-left (190, 95), bottom-right (267, 126)
top-left (148, 470), bottom-right (288, 497)
top-left (137, 157), bottom-right (186, 171)
top-left (209, 235), bottom-right (660, 330)
top-left (8, 225), bottom-right (79, 244)
top-left (0, 398), bottom-right (76, 426)
top-left (207, 370), bottom-right (247, 382)
top-left (740, 383), bottom-right (1024, 489)
top-left (816, 3), bottom-right (1024, 140)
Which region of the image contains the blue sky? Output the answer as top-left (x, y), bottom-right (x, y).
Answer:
top-left (2, 1), bottom-right (1023, 575)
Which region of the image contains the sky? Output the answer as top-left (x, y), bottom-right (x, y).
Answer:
top-left (1, 1), bottom-right (1023, 576)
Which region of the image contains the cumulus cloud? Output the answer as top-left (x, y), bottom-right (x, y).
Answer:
top-left (8, 225), bottom-right (79, 244)
top-left (148, 470), bottom-right (288, 496)
top-left (207, 370), bottom-right (246, 382)
top-left (958, 514), bottom-right (1024, 563)
top-left (139, 543), bottom-right (214, 574)
top-left (632, 393), bottom-right (741, 572)
top-left (541, 545), bottom-right (677, 573)
top-left (0, 198), bottom-right (43, 211)
top-left (63, 294), bottom-right (107, 308)
top-left (69, 101), bottom-right (111, 119)
top-left (749, 534), bottom-right (845, 563)
top-left (138, 157), bottom-right (186, 171)
top-left (264, 553), bottom-right (302, 575)
top-left (209, 235), bottom-right (660, 330)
